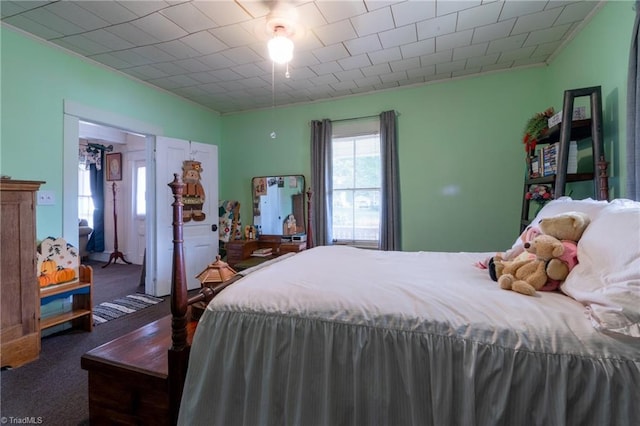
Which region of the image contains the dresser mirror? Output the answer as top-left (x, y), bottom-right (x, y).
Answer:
top-left (252, 175), bottom-right (305, 236)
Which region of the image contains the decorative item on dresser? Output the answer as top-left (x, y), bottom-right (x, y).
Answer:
top-left (1, 179), bottom-right (44, 368)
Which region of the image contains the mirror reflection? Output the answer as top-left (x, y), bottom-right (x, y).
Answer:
top-left (252, 175), bottom-right (305, 236)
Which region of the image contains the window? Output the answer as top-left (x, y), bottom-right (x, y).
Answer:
top-left (331, 130), bottom-right (381, 248)
top-left (135, 164), bottom-right (146, 216)
top-left (78, 165), bottom-right (94, 228)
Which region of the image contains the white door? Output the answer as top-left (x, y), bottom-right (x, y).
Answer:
top-left (154, 137), bottom-right (218, 296)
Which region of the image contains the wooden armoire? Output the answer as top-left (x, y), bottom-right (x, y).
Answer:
top-left (1, 179), bottom-right (44, 368)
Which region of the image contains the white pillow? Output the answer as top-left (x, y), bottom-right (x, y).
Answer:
top-left (561, 199), bottom-right (640, 337)
top-left (505, 197), bottom-right (610, 254)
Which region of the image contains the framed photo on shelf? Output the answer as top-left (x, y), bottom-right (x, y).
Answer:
top-left (106, 152), bottom-right (122, 181)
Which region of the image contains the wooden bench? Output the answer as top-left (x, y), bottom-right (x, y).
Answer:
top-left (81, 316), bottom-right (197, 425)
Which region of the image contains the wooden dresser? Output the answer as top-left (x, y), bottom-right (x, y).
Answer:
top-left (1, 179), bottom-right (44, 368)
top-left (226, 235), bottom-right (307, 269)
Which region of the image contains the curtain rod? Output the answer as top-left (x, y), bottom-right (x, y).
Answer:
top-left (331, 111), bottom-right (399, 123)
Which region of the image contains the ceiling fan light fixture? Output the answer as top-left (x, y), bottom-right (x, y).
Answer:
top-left (268, 26), bottom-right (294, 64)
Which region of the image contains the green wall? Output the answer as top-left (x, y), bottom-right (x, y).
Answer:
top-left (0, 25), bottom-right (222, 239)
top-left (1, 1), bottom-right (633, 252)
top-left (220, 1), bottom-right (634, 252)
top-left (545, 1), bottom-right (634, 200)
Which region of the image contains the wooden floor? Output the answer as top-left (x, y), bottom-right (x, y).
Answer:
top-left (81, 316), bottom-right (197, 425)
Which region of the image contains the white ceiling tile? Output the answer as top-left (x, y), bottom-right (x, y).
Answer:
top-left (118, 1), bottom-right (170, 17)
top-left (131, 13), bottom-right (188, 42)
top-left (313, 20), bottom-right (358, 46)
top-left (374, 81), bottom-right (399, 90)
top-left (291, 51), bottom-right (321, 67)
top-left (400, 38), bottom-right (435, 59)
top-left (435, 58), bottom-right (466, 73)
top-left (73, 0), bottom-right (138, 24)
top-left (110, 49), bottom-right (153, 67)
top-left (486, 33), bottom-right (527, 54)
top-left (368, 47), bottom-right (402, 64)
top-left (482, 61), bottom-right (513, 72)
top-left (56, 35), bottom-right (110, 56)
top-left (344, 34), bottom-right (383, 55)
top-left (156, 40), bottom-right (202, 59)
top-left (416, 13), bottom-right (457, 40)
top-left (378, 24), bottom-right (417, 49)
top-left (379, 70), bottom-right (408, 83)
top-left (555, 1), bottom-right (599, 25)
top-left (313, 44), bottom-right (351, 62)
top-left (0, 2), bottom-right (38, 18)
top-left (310, 61), bottom-right (344, 75)
top-left (316, 1), bottom-right (367, 23)
top-left (452, 42), bottom-right (488, 60)
top-left (365, 1), bottom-right (403, 12)
top-left (222, 46), bottom-right (263, 65)
top-left (182, 31), bottom-right (228, 55)
top-left (354, 75), bottom-right (382, 87)
top-left (152, 61), bottom-right (190, 75)
top-left (209, 68), bottom-right (243, 81)
top-left (465, 52), bottom-right (499, 67)
top-left (310, 74), bottom-right (340, 86)
top-left (198, 53), bottom-right (236, 70)
top-left (350, 7), bottom-right (395, 37)
top-left (287, 66), bottom-right (318, 80)
top-left (46, 2), bottom-right (110, 31)
top-left (127, 65), bottom-right (168, 80)
top-left (166, 74), bottom-right (201, 88)
top-left (20, 7), bottom-right (84, 36)
top-left (238, 76), bottom-right (269, 89)
top-left (389, 57), bottom-right (420, 72)
top-left (209, 25), bottom-right (256, 48)
top-left (334, 69), bottom-right (366, 82)
top-left (523, 23), bottom-right (572, 47)
top-left (361, 63), bottom-right (392, 77)
top-left (295, 2), bottom-right (328, 29)
top-left (132, 45), bottom-right (178, 62)
top-left (91, 52), bottom-right (133, 69)
top-left (511, 8), bottom-right (563, 35)
top-left (293, 32), bottom-right (324, 52)
top-left (471, 18), bottom-right (515, 44)
top-left (232, 63), bottom-right (265, 78)
top-left (498, 45), bottom-right (536, 62)
top-left (330, 80), bottom-right (360, 91)
top-left (188, 71), bottom-right (221, 84)
top-left (513, 54), bottom-right (550, 67)
top-left (147, 76), bottom-right (183, 90)
top-left (161, 2), bottom-right (217, 33)
top-left (391, 1), bottom-right (436, 27)
top-left (420, 49), bottom-right (453, 66)
top-left (436, 1), bottom-right (481, 17)
top-left (233, 0), bottom-right (270, 19)
top-left (532, 40), bottom-right (562, 57)
top-left (337, 54), bottom-right (372, 71)
top-left (83, 29), bottom-right (135, 51)
top-left (52, 39), bottom-right (93, 56)
top-left (173, 58), bottom-right (211, 73)
top-left (452, 67), bottom-right (481, 78)
top-left (106, 23), bottom-right (159, 45)
top-left (407, 64), bottom-right (435, 78)
top-left (456, 1), bottom-right (502, 31)
top-left (436, 29), bottom-right (473, 52)
top-left (499, 1), bottom-right (546, 21)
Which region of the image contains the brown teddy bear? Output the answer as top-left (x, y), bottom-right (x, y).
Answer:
top-left (498, 234), bottom-right (568, 296)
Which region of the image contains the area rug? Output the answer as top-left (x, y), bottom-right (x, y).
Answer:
top-left (93, 294), bottom-right (164, 325)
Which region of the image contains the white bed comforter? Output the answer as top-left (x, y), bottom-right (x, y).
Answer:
top-left (179, 246), bottom-right (640, 426)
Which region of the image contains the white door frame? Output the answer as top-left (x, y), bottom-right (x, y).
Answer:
top-left (63, 100), bottom-right (162, 295)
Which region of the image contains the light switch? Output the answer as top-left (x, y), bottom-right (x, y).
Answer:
top-left (37, 190), bottom-right (56, 205)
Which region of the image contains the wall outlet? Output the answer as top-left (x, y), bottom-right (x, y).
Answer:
top-left (37, 190), bottom-right (56, 205)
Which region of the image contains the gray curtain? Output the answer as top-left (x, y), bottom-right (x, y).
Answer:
top-left (379, 110), bottom-right (400, 250)
top-left (627, 1), bottom-right (640, 201)
top-left (310, 119), bottom-right (333, 246)
top-left (86, 157), bottom-right (105, 253)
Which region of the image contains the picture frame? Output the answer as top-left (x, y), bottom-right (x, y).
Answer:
top-left (106, 152), bottom-right (122, 181)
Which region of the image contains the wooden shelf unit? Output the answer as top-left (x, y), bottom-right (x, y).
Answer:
top-left (40, 264), bottom-right (93, 332)
top-left (521, 86), bottom-right (608, 231)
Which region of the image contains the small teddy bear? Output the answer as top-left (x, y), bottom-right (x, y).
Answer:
top-left (498, 234), bottom-right (567, 296)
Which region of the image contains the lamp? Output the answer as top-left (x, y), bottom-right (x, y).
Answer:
top-left (196, 255), bottom-right (237, 287)
top-left (268, 26), bottom-right (294, 64)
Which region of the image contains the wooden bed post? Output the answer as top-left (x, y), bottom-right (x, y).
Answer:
top-left (168, 174), bottom-right (189, 425)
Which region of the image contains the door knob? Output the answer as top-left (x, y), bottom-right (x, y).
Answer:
top-left (211, 224), bottom-right (217, 232)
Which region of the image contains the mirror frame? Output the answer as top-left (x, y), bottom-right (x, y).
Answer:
top-left (252, 175), bottom-right (306, 237)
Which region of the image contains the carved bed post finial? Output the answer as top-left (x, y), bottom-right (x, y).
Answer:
top-left (168, 173), bottom-right (188, 350)
top-left (597, 155), bottom-right (610, 201)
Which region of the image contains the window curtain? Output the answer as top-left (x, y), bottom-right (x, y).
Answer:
top-left (627, 1), bottom-right (640, 201)
top-left (310, 119), bottom-right (333, 246)
top-left (379, 110), bottom-right (400, 251)
top-left (86, 157), bottom-right (105, 253)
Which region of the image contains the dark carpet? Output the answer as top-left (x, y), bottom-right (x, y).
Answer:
top-left (0, 260), bottom-right (171, 426)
